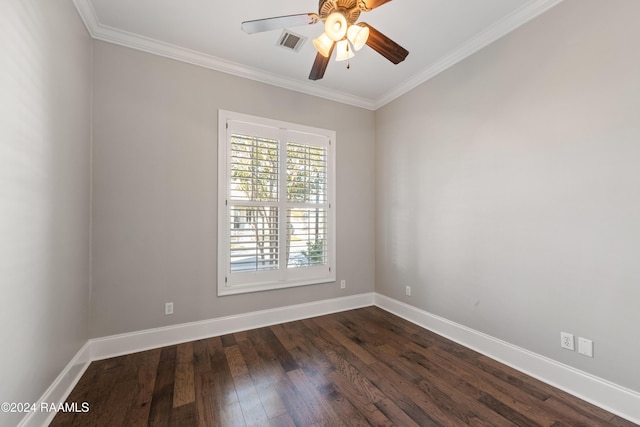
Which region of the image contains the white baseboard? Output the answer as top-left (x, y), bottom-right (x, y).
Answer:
top-left (20, 292), bottom-right (639, 426)
top-left (374, 293), bottom-right (640, 425)
top-left (18, 293), bottom-right (374, 427)
top-left (17, 341), bottom-right (92, 427)
top-left (90, 293), bottom-right (376, 360)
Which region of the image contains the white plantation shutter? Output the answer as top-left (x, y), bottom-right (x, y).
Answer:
top-left (286, 138), bottom-right (328, 269)
top-left (218, 111), bottom-right (335, 295)
top-left (287, 142), bottom-right (328, 204)
top-left (229, 132), bottom-right (280, 275)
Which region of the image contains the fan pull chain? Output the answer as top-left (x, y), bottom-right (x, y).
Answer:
top-left (346, 42), bottom-right (350, 69)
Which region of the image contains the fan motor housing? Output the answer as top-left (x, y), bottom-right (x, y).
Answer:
top-left (319, 0), bottom-right (361, 23)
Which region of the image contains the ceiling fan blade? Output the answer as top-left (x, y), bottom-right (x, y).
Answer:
top-left (309, 42), bottom-right (336, 81)
top-left (241, 13), bottom-right (319, 34)
top-left (360, 23), bottom-right (409, 64)
top-left (358, 0), bottom-right (392, 11)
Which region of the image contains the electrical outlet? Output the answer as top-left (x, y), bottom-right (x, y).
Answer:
top-left (560, 332), bottom-right (574, 350)
top-left (340, 280), bottom-right (346, 289)
top-left (165, 302), bottom-right (174, 315)
top-left (578, 337), bottom-right (593, 357)
top-left (405, 286), bottom-right (411, 296)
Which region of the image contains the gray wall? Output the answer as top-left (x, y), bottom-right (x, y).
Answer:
top-left (90, 41), bottom-right (376, 337)
top-left (3, 1), bottom-right (637, 421)
top-left (0, 1), bottom-right (92, 426)
top-left (375, 0), bottom-right (640, 392)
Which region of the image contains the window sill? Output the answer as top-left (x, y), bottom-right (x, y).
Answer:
top-left (217, 275), bottom-right (336, 296)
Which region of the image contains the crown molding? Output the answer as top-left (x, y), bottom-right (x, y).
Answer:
top-left (72, 0), bottom-right (100, 37)
top-left (73, 0), bottom-right (563, 111)
top-left (374, 0), bottom-right (564, 109)
top-left (71, 0), bottom-right (376, 110)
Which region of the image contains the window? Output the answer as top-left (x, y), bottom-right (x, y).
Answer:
top-left (218, 110), bottom-right (336, 295)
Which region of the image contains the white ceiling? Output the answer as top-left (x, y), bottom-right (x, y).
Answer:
top-left (73, 0), bottom-right (562, 110)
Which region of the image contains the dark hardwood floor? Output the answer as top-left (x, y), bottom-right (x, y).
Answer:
top-left (51, 307), bottom-right (637, 426)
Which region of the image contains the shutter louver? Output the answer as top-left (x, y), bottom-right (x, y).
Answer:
top-left (287, 143), bottom-right (328, 203)
top-left (229, 134), bottom-right (279, 272)
top-left (286, 208), bottom-right (327, 267)
top-left (219, 111), bottom-right (335, 295)
top-left (229, 135), bottom-right (279, 202)
top-left (286, 143), bottom-right (328, 268)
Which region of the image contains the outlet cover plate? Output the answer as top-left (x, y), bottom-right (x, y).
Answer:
top-left (578, 337), bottom-right (593, 357)
top-left (560, 332), bottom-right (574, 350)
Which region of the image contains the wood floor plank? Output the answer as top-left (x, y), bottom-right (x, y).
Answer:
top-left (271, 320), bottom-right (335, 379)
top-left (51, 307), bottom-right (638, 427)
top-left (54, 356), bottom-right (126, 426)
top-left (255, 327), bottom-right (299, 373)
top-left (374, 397), bottom-right (422, 427)
top-left (381, 343), bottom-right (518, 426)
top-left (273, 374), bottom-right (322, 426)
top-left (312, 314), bottom-right (379, 365)
top-left (612, 415), bottom-right (640, 427)
top-left (245, 328), bottom-right (290, 383)
top-left (221, 333), bottom-right (238, 348)
top-left (128, 349), bottom-right (163, 426)
top-left (48, 359), bottom-right (101, 426)
top-left (194, 368), bottom-right (217, 426)
top-left (248, 334), bottom-right (323, 424)
top-left (326, 369), bottom-right (394, 426)
top-left (427, 345), bottom-right (573, 425)
top-left (271, 321), bottom-right (371, 426)
top-left (192, 339), bottom-right (211, 374)
top-left (314, 383), bottom-right (371, 427)
top-left (237, 335), bottom-right (289, 419)
top-left (231, 373), bottom-right (269, 426)
top-left (147, 346), bottom-right (177, 427)
top-left (287, 368), bottom-right (345, 426)
top-left (370, 345), bottom-right (478, 426)
top-left (169, 401), bottom-right (196, 427)
top-left (300, 318), bottom-right (440, 424)
top-left (218, 400), bottom-right (245, 427)
top-left (543, 396), bottom-right (611, 427)
top-left (207, 336), bottom-right (243, 424)
top-left (225, 344), bottom-right (249, 378)
top-left (269, 413), bottom-right (297, 427)
top-left (473, 354), bottom-right (553, 401)
top-left (101, 377), bottom-right (139, 426)
top-left (173, 342), bottom-right (196, 408)
top-left (363, 360), bottom-right (447, 426)
top-left (303, 318), bottom-right (387, 405)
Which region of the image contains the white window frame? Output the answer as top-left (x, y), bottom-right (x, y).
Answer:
top-left (218, 110), bottom-right (336, 296)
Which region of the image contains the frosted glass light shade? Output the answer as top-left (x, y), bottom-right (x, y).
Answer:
top-left (324, 12), bottom-right (347, 41)
top-left (335, 40), bottom-right (354, 61)
top-left (313, 33), bottom-right (334, 57)
top-left (347, 24), bottom-right (370, 51)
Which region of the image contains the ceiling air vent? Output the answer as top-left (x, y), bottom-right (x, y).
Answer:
top-left (276, 30), bottom-right (307, 52)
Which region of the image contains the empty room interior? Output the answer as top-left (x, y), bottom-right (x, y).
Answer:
top-left (2, 0), bottom-right (640, 425)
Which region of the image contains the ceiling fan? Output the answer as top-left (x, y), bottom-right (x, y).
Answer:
top-left (241, 0), bottom-right (409, 81)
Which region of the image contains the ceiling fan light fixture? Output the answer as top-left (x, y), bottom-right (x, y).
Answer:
top-left (335, 39), bottom-right (355, 62)
top-left (324, 11), bottom-right (348, 41)
top-left (313, 33), bottom-right (334, 57)
top-left (241, 0), bottom-right (409, 81)
top-left (347, 24), bottom-right (370, 51)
